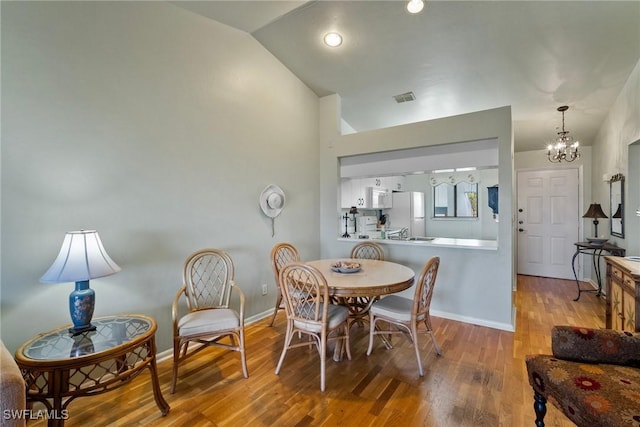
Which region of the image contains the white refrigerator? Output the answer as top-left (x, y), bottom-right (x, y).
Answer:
top-left (389, 192), bottom-right (426, 237)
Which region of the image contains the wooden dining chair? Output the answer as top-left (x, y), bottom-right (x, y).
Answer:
top-left (170, 249), bottom-right (248, 393)
top-left (350, 241), bottom-right (385, 261)
top-left (366, 256), bottom-right (442, 376)
top-left (275, 262), bottom-right (351, 391)
top-left (347, 241), bottom-right (385, 328)
top-left (269, 242), bottom-right (301, 326)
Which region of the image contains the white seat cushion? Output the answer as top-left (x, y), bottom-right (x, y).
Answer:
top-left (293, 303), bottom-right (348, 333)
top-left (370, 295), bottom-right (416, 322)
top-left (178, 308), bottom-right (239, 337)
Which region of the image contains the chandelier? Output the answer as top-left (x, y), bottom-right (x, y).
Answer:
top-left (547, 105), bottom-right (580, 163)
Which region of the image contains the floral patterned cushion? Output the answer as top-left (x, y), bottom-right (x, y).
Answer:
top-left (526, 326), bottom-right (640, 426)
top-left (551, 326), bottom-right (640, 366)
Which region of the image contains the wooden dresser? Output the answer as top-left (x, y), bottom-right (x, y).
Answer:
top-left (605, 256), bottom-right (640, 332)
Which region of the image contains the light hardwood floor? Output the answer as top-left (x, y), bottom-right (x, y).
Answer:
top-left (30, 275), bottom-right (605, 426)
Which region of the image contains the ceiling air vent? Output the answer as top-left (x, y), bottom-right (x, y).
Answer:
top-left (393, 91), bottom-right (416, 103)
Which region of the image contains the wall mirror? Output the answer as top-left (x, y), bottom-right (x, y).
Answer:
top-left (610, 173), bottom-right (624, 238)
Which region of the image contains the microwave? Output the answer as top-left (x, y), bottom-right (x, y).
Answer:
top-left (366, 187), bottom-right (392, 209)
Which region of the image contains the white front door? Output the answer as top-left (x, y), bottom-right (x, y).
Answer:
top-left (517, 168), bottom-right (580, 279)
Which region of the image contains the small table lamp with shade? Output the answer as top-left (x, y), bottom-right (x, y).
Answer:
top-left (40, 230), bottom-right (121, 335)
top-left (582, 203), bottom-right (608, 246)
top-left (612, 204), bottom-right (623, 219)
top-left (341, 206), bottom-right (358, 238)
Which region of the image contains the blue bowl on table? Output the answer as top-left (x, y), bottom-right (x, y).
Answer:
top-left (331, 262), bottom-right (361, 274)
top-left (587, 238), bottom-right (608, 247)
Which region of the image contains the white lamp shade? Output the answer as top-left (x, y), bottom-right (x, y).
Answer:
top-left (40, 230), bottom-right (121, 283)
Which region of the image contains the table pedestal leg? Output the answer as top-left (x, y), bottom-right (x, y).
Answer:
top-left (333, 340), bottom-right (343, 362)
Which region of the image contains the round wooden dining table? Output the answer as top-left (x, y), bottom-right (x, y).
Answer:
top-left (306, 258), bottom-right (415, 297)
top-left (306, 258), bottom-right (415, 360)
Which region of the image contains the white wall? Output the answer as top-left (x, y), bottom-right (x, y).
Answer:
top-left (404, 168), bottom-right (499, 240)
top-left (514, 57), bottom-right (640, 283)
top-left (629, 142), bottom-right (640, 256)
top-left (319, 98), bottom-right (516, 331)
top-left (591, 59), bottom-right (640, 256)
top-left (0, 2), bottom-right (320, 353)
top-left (514, 147), bottom-right (593, 281)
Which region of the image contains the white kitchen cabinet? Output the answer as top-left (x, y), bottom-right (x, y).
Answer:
top-left (341, 178), bottom-right (391, 209)
top-left (341, 178), bottom-right (367, 208)
top-left (352, 179), bottom-right (368, 208)
top-left (370, 177), bottom-right (384, 188)
top-left (382, 176), bottom-right (405, 192)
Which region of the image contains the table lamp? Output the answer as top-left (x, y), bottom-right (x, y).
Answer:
top-left (612, 203), bottom-right (622, 219)
top-left (349, 206), bottom-right (359, 232)
top-left (582, 203), bottom-right (608, 237)
top-left (40, 230), bottom-right (121, 335)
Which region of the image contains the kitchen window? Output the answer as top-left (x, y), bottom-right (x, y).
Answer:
top-left (433, 182), bottom-right (478, 218)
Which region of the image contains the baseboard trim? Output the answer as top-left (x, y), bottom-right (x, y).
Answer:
top-left (430, 309), bottom-right (515, 332)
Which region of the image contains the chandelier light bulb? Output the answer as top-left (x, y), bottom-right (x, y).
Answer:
top-left (407, 0), bottom-right (425, 14)
top-left (323, 32), bottom-right (343, 47)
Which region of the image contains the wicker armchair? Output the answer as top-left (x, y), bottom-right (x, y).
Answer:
top-left (275, 262), bottom-right (351, 391)
top-left (366, 256), bottom-right (442, 376)
top-left (526, 326), bottom-right (640, 426)
top-left (347, 242), bottom-right (385, 328)
top-left (268, 243), bottom-right (301, 326)
top-left (350, 242), bottom-right (384, 261)
top-left (170, 249), bottom-right (248, 393)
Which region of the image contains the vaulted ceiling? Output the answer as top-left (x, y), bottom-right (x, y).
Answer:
top-left (172, 1), bottom-right (640, 153)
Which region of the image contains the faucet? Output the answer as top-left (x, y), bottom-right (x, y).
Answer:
top-left (386, 227), bottom-right (409, 239)
top-left (400, 227), bottom-right (409, 239)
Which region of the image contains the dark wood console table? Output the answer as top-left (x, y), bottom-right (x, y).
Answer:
top-left (571, 241), bottom-right (625, 301)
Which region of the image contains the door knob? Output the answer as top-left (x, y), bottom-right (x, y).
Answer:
top-left (519, 220), bottom-right (524, 224)
top-left (519, 228), bottom-right (524, 232)
top-left (518, 208), bottom-right (523, 212)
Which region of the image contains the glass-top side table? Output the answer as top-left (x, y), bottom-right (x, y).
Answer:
top-left (15, 314), bottom-right (170, 427)
top-left (22, 315), bottom-right (152, 361)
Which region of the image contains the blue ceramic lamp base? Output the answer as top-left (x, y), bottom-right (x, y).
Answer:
top-left (69, 280), bottom-right (97, 335)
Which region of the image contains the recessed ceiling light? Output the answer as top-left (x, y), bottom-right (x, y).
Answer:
top-left (406, 0), bottom-right (424, 14)
top-left (323, 32), bottom-right (343, 47)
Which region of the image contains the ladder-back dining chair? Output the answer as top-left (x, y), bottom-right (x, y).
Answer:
top-left (269, 242), bottom-right (301, 326)
top-left (275, 262), bottom-right (351, 391)
top-left (366, 256), bottom-right (442, 376)
top-left (170, 248), bottom-right (248, 393)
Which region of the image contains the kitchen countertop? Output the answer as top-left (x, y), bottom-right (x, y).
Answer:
top-left (337, 236), bottom-right (498, 251)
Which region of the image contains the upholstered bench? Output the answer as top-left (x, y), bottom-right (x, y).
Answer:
top-left (526, 326), bottom-right (640, 427)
